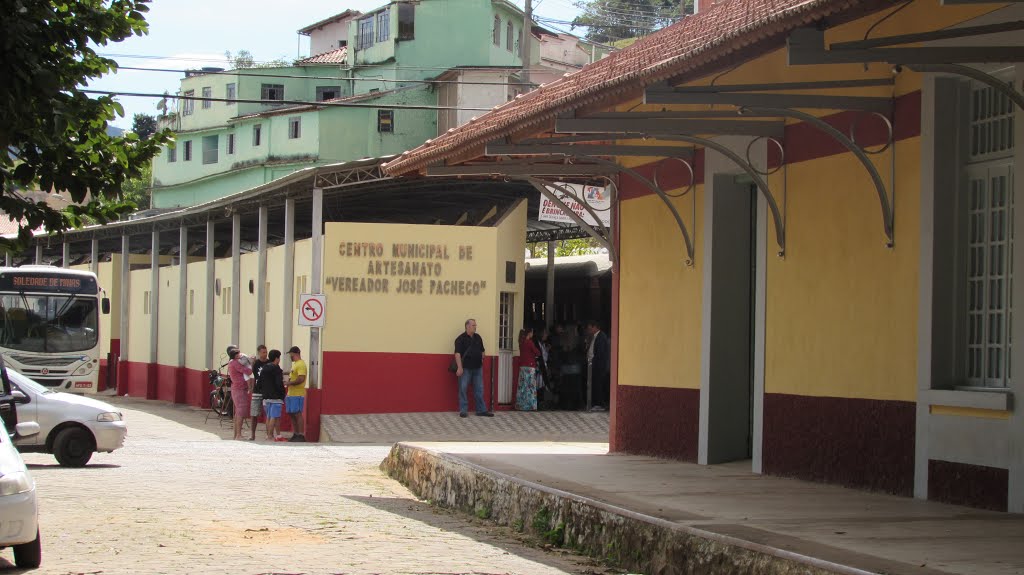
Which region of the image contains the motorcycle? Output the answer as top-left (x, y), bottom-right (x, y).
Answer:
top-left (208, 363), bottom-right (232, 417)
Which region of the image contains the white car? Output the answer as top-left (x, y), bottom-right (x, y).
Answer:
top-left (9, 369), bottom-right (127, 467)
top-left (0, 418), bottom-right (42, 568)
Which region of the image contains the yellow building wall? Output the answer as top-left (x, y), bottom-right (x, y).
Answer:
top-left (238, 251), bottom-right (259, 354)
top-left (156, 267), bottom-right (179, 367)
top-left (321, 223), bottom-right (500, 355)
top-left (184, 260), bottom-right (208, 372)
top-left (764, 139), bottom-right (921, 402)
top-left (126, 267), bottom-right (152, 363)
top-left (618, 186), bottom-right (704, 389)
top-left (492, 200), bottom-right (528, 352)
top-left (291, 239), bottom-right (313, 365)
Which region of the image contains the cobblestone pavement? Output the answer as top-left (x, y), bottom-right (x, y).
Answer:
top-left (0, 399), bottom-right (610, 575)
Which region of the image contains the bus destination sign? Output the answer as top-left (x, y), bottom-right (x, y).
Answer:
top-left (0, 273), bottom-right (98, 294)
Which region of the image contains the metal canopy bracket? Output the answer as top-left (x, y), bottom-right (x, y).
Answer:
top-left (425, 163), bottom-right (618, 176)
top-left (555, 118), bottom-right (787, 137)
top-left (743, 106), bottom-right (894, 247)
top-left (788, 26), bottom-right (1024, 65)
top-left (908, 63), bottom-right (1024, 112)
top-left (644, 90), bottom-right (894, 114)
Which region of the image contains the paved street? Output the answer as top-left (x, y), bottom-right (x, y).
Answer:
top-left (0, 399), bottom-right (607, 575)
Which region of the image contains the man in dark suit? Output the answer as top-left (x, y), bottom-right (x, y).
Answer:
top-left (585, 319), bottom-right (610, 411)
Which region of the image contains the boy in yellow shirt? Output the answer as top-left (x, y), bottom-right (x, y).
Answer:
top-left (285, 346), bottom-right (307, 442)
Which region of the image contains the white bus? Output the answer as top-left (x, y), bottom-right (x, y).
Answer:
top-left (0, 266), bottom-right (110, 393)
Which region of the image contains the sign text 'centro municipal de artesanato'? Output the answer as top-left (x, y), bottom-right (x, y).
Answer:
top-left (326, 242), bottom-right (487, 296)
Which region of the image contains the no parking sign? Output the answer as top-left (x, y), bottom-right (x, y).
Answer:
top-left (298, 293), bottom-right (326, 327)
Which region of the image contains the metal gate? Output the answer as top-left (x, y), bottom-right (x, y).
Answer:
top-left (497, 291), bottom-right (515, 404)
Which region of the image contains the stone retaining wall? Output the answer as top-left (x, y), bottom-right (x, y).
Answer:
top-left (380, 443), bottom-right (874, 575)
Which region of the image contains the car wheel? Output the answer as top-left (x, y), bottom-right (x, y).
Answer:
top-left (53, 426), bottom-right (94, 467)
top-left (13, 529), bottom-right (41, 568)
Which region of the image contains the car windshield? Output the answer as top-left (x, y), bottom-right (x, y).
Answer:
top-left (8, 369), bottom-right (53, 395)
top-left (0, 294), bottom-right (98, 353)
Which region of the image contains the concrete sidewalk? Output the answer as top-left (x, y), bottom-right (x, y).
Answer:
top-left (383, 442), bottom-right (1024, 575)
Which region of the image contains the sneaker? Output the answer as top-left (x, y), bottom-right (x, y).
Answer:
top-left (476, 411), bottom-right (494, 417)
top-left (287, 434), bottom-right (305, 442)
top-left (459, 412), bottom-right (468, 418)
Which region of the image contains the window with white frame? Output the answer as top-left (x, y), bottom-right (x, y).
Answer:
top-left (493, 16), bottom-right (501, 46)
top-left (376, 9), bottom-right (390, 42)
top-left (227, 133), bottom-right (235, 155)
top-left (182, 90), bottom-right (195, 116)
top-left (261, 83), bottom-right (284, 102)
top-left (358, 17), bottom-right (374, 50)
top-left (201, 86), bottom-right (212, 109)
top-left (963, 78), bottom-right (1016, 388)
top-left (226, 83), bottom-right (236, 104)
top-left (253, 124), bottom-right (262, 146)
top-left (506, 22), bottom-right (513, 51)
top-left (288, 117), bottom-right (301, 139)
top-left (499, 292), bottom-right (514, 351)
top-left (202, 135), bottom-right (218, 164)
top-left (183, 140), bottom-right (192, 161)
top-left (167, 145), bottom-right (176, 163)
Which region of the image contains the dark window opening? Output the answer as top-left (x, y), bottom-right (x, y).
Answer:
top-left (261, 83), bottom-right (284, 102)
top-left (183, 140), bottom-right (192, 161)
top-left (316, 86), bottom-right (341, 101)
top-left (377, 109), bottom-right (394, 133)
top-left (398, 4), bottom-right (415, 40)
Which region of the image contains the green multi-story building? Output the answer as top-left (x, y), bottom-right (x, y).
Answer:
top-left (153, 0), bottom-right (611, 209)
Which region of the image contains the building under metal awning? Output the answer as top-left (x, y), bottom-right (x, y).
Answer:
top-left (12, 156), bottom-right (593, 267)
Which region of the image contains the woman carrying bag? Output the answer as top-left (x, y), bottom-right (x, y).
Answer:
top-left (515, 327), bottom-right (541, 411)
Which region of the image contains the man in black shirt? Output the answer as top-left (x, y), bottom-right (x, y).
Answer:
top-left (454, 318), bottom-right (494, 418)
top-left (256, 349), bottom-right (286, 441)
top-left (247, 345), bottom-right (269, 441)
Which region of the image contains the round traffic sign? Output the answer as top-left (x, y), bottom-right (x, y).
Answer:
top-left (301, 298), bottom-right (324, 322)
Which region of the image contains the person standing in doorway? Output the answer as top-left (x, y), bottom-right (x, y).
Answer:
top-left (226, 345), bottom-right (254, 440)
top-left (586, 320), bottom-right (610, 411)
top-left (454, 319), bottom-right (494, 418)
top-left (284, 346), bottom-right (307, 442)
top-left (516, 327), bottom-right (540, 411)
top-left (258, 349), bottom-right (286, 441)
top-left (248, 345), bottom-right (269, 441)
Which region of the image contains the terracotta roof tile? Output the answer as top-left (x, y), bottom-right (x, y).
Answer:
top-left (383, 0), bottom-right (889, 175)
top-left (296, 47), bottom-right (347, 65)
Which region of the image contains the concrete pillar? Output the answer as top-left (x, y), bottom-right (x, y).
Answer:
top-left (256, 205), bottom-right (268, 347)
top-left (150, 230), bottom-right (160, 365)
top-left (34, 244), bottom-right (41, 265)
top-left (546, 241), bottom-right (555, 327)
top-left (205, 221), bottom-right (215, 371)
top-left (282, 199), bottom-right (295, 371)
top-left (178, 226), bottom-right (188, 368)
top-left (62, 243), bottom-right (70, 268)
top-left (90, 239), bottom-right (99, 275)
top-left (119, 235), bottom-right (130, 394)
top-left (309, 187), bottom-right (323, 390)
top-left (4, 252), bottom-right (10, 267)
top-left (231, 212), bottom-right (241, 346)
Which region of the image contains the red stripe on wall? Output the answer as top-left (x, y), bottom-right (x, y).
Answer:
top-left (614, 386), bottom-right (699, 462)
top-left (762, 393), bottom-right (915, 496)
top-left (619, 91), bottom-right (922, 201)
top-left (320, 352), bottom-right (495, 415)
top-left (928, 459), bottom-right (1008, 512)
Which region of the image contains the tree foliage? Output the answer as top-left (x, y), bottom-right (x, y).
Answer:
top-left (131, 113), bottom-right (158, 140)
top-left (225, 49), bottom-right (290, 70)
top-left (0, 0), bottom-right (171, 251)
top-left (572, 0), bottom-right (688, 44)
top-left (529, 238), bottom-right (604, 258)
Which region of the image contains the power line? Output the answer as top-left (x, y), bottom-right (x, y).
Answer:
top-left (118, 66), bottom-right (538, 88)
top-left (81, 90), bottom-right (501, 112)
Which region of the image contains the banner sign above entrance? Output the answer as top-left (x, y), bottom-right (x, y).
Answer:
top-left (537, 183), bottom-right (611, 227)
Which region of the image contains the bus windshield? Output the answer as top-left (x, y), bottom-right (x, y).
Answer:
top-left (0, 294), bottom-right (99, 353)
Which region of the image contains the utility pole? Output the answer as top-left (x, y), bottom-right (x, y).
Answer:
top-left (522, 0), bottom-right (532, 87)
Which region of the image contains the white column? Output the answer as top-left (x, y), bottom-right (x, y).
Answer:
top-left (256, 205), bottom-right (268, 347)
top-left (90, 239), bottom-right (99, 275)
top-left (205, 221), bottom-right (215, 370)
top-left (4, 253), bottom-right (10, 267)
top-left (178, 226), bottom-right (188, 368)
top-left (546, 241), bottom-right (555, 327)
top-left (309, 187), bottom-right (323, 389)
top-left (34, 244), bottom-right (42, 265)
top-left (150, 230), bottom-right (160, 365)
top-left (231, 212), bottom-right (241, 346)
top-left (62, 243), bottom-right (70, 268)
top-left (282, 199), bottom-right (295, 371)
top-left (120, 235), bottom-right (130, 365)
